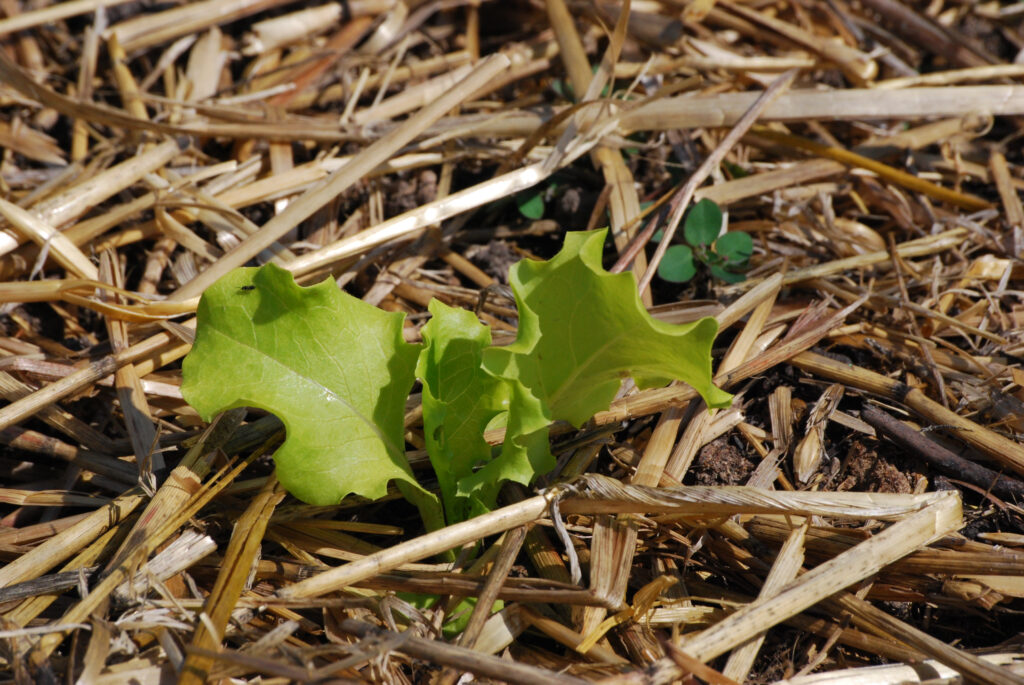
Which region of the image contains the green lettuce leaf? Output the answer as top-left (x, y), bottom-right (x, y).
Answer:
top-left (417, 300), bottom-right (508, 522)
top-left (484, 229), bottom-right (732, 428)
top-left (456, 229), bottom-right (731, 500)
top-left (181, 263), bottom-right (424, 507)
top-left (182, 231), bottom-right (731, 527)
top-left (454, 373), bottom-right (551, 501)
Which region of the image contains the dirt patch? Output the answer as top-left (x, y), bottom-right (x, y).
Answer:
top-left (839, 440), bottom-right (913, 494)
top-left (692, 437), bottom-right (756, 486)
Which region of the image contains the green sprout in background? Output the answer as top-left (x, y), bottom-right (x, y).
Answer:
top-left (655, 198), bottom-right (753, 284)
top-left (515, 184), bottom-right (551, 220)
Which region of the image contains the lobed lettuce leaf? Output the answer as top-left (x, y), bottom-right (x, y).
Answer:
top-left (182, 231), bottom-right (732, 527)
top-left (181, 264), bottom-right (427, 508)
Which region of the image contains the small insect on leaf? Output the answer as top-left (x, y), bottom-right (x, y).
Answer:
top-left (238, 285), bottom-right (256, 292)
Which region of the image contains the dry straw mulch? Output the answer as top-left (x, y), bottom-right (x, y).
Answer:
top-left (1, 0), bottom-right (1024, 683)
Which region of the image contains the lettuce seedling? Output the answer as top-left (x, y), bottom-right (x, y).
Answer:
top-left (182, 230), bottom-right (732, 528)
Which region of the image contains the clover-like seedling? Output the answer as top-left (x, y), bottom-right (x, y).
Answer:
top-left (656, 198), bottom-right (753, 284)
top-left (709, 230), bottom-right (753, 283)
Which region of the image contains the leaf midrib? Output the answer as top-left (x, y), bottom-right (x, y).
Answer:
top-left (210, 325), bottom-right (402, 458)
top-left (545, 330), bottom-right (623, 411)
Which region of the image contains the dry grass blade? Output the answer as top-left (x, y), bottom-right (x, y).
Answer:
top-left (792, 351), bottom-right (1024, 477)
top-left (0, 198), bottom-right (97, 279)
top-left (172, 52), bottom-right (511, 300)
top-left (339, 618), bottom-right (590, 685)
top-left (828, 593), bottom-right (1024, 685)
top-left (776, 654), bottom-right (1024, 685)
top-left (720, 1), bottom-right (876, 83)
top-left (280, 495), bottom-right (551, 599)
top-left (0, 321), bottom-right (193, 431)
top-left (2, 2), bottom-right (1023, 681)
top-left (749, 128), bottom-right (991, 211)
top-left (793, 384), bottom-right (843, 484)
top-left (675, 491), bottom-right (960, 663)
top-left (0, 0), bottom-right (135, 36)
top-left (106, 0), bottom-right (328, 53)
top-left (548, 0), bottom-right (651, 301)
top-left (562, 475), bottom-right (953, 520)
top-left (104, 409), bottom-right (244, 572)
top-left (622, 85), bottom-right (1024, 131)
top-left (722, 522), bottom-right (807, 681)
top-left (23, 422), bottom-right (272, 666)
top-left (180, 475), bottom-right (285, 684)
top-left (0, 490), bottom-right (144, 589)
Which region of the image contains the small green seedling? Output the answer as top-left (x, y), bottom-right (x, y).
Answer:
top-left (515, 187), bottom-right (547, 220)
top-left (514, 179), bottom-right (565, 221)
top-left (656, 198), bottom-right (753, 284)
